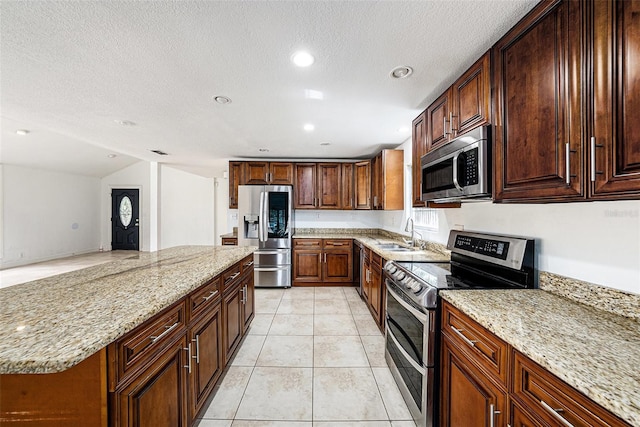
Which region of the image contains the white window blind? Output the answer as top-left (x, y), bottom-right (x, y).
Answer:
top-left (412, 208), bottom-right (438, 231)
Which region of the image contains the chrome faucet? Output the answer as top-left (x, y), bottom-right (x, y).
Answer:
top-left (403, 217), bottom-right (424, 249)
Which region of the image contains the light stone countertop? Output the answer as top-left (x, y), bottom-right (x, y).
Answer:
top-left (440, 289), bottom-right (640, 426)
top-left (0, 245), bottom-right (256, 374)
top-left (293, 232), bottom-right (451, 263)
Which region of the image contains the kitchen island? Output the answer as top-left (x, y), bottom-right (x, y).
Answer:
top-left (440, 289), bottom-right (640, 426)
top-left (0, 245), bottom-right (256, 426)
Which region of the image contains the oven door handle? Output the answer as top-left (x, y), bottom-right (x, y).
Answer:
top-left (387, 329), bottom-right (426, 375)
top-left (386, 283), bottom-right (428, 323)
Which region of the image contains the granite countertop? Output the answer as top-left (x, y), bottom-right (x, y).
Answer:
top-left (440, 289), bottom-right (640, 426)
top-left (220, 232), bottom-right (237, 238)
top-left (0, 245), bottom-right (256, 374)
top-left (293, 232), bottom-right (451, 263)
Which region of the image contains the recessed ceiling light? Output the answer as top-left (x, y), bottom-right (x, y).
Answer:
top-left (303, 123), bottom-right (315, 132)
top-left (16, 129), bottom-right (30, 136)
top-left (115, 120), bottom-right (136, 126)
top-left (214, 96), bottom-right (232, 104)
top-left (292, 51), bottom-right (315, 67)
top-left (107, 154), bottom-right (117, 158)
top-left (304, 89), bottom-right (324, 100)
top-left (320, 142), bottom-right (331, 146)
top-left (390, 66), bottom-right (413, 79)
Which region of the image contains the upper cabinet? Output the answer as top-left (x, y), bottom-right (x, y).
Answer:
top-left (294, 163), bottom-right (318, 209)
top-left (590, 0), bottom-right (640, 199)
top-left (244, 162), bottom-right (294, 185)
top-left (412, 112), bottom-right (427, 207)
top-left (317, 163), bottom-right (342, 209)
top-left (493, 0), bottom-right (584, 202)
top-left (354, 160), bottom-right (372, 210)
top-left (228, 161), bottom-right (243, 209)
top-left (340, 163), bottom-right (355, 210)
top-left (493, 0), bottom-right (640, 203)
top-left (371, 149), bottom-right (404, 210)
top-left (294, 162), bottom-right (349, 209)
top-left (426, 52), bottom-right (491, 153)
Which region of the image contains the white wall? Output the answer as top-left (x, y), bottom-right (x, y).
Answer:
top-left (100, 161), bottom-right (151, 251)
top-left (160, 166), bottom-right (215, 249)
top-left (294, 209), bottom-right (381, 229)
top-left (1, 165), bottom-right (101, 268)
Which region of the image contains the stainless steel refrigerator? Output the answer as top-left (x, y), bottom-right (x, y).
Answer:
top-left (237, 185), bottom-right (293, 288)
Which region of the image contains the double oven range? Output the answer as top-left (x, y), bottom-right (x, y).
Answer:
top-left (384, 230), bottom-right (536, 427)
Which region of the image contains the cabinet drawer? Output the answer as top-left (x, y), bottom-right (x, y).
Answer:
top-left (442, 301), bottom-right (508, 386)
top-left (294, 238), bottom-right (322, 248)
top-left (512, 351), bottom-right (631, 427)
top-left (240, 254), bottom-right (254, 274)
top-left (112, 300), bottom-right (186, 386)
top-left (189, 277), bottom-right (221, 319)
top-left (370, 251), bottom-right (382, 267)
top-left (323, 239), bottom-right (353, 249)
top-left (222, 263), bottom-right (242, 293)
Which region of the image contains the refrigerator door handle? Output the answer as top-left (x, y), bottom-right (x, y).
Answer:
top-left (259, 191), bottom-right (266, 242)
top-left (261, 191), bottom-right (270, 242)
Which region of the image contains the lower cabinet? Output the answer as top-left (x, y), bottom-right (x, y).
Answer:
top-left (188, 304), bottom-right (223, 420)
top-left (440, 335), bottom-right (506, 427)
top-left (112, 334), bottom-right (190, 427)
top-left (359, 246), bottom-right (384, 330)
top-left (222, 281), bottom-right (243, 365)
top-left (292, 238), bottom-right (353, 285)
top-left (241, 270), bottom-right (255, 333)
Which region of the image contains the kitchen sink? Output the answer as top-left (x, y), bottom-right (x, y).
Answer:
top-left (375, 243), bottom-right (415, 252)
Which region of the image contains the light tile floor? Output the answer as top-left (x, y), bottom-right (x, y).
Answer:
top-left (196, 286), bottom-right (416, 427)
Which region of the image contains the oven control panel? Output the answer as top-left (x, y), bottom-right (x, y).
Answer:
top-left (453, 235), bottom-right (509, 260)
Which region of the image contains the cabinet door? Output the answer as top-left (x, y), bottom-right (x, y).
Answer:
top-left (222, 285), bottom-right (243, 364)
top-left (493, 0), bottom-right (584, 201)
top-left (341, 163), bottom-right (355, 209)
top-left (244, 162), bottom-right (270, 185)
top-left (354, 161), bottom-right (372, 209)
top-left (323, 250), bottom-right (353, 283)
top-left (440, 336), bottom-right (506, 427)
top-left (228, 161), bottom-right (243, 209)
top-left (426, 90), bottom-right (451, 151)
top-left (412, 112), bottom-right (427, 207)
top-left (591, 0), bottom-right (640, 198)
top-left (452, 51), bottom-right (491, 136)
top-left (317, 163), bottom-right (342, 209)
top-left (294, 163), bottom-right (317, 209)
top-left (371, 154), bottom-right (383, 209)
top-left (114, 335), bottom-right (189, 427)
top-left (189, 305), bottom-right (222, 420)
top-left (360, 254), bottom-right (370, 300)
top-left (269, 162), bottom-right (294, 185)
top-left (368, 264), bottom-right (382, 322)
top-left (241, 271), bottom-right (255, 333)
top-left (293, 249), bottom-right (323, 283)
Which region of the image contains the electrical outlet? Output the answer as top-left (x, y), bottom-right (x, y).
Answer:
top-left (231, 213), bottom-right (238, 220)
top-left (316, 213), bottom-right (321, 219)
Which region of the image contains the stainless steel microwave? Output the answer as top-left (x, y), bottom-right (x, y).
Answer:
top-left (421, 125), bottom-right (491, 203)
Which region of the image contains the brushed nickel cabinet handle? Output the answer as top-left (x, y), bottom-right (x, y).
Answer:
top-left (590, 136), bottom-right (596, 182)
top-left (193, 336), bottom-right (200, 364)
top-left (450, 326), bottom-right (478, 347)
top-left (489, 404), bottom-right (501, 427)
top-left (565, 143), bottom-right (571, 185)
top-left (226, 272), bottom-right (241, 283)
top-left (203, 290), bottom-right (219, 301)
top-left (540, 400), bottom-right (573, 427)
top-left (444, 116), bottom-right (449, 136)
top-left (183, 343), bottom-right (192, 373)
top-left (149, 322), bottom-right (179, 343)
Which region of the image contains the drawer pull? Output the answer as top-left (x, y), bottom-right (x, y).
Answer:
top-left (226, 272), bottom-right (241, 282)
top-left (540, 400), bottom-right (574, 427)
top-left (451, 326), bottom-right (478, 347)
top-left (149, 322), bottom-right (179, 343)
top-left (202, 290), bottom-right (219, 301)
top-left (244, 261), bottom-right (254, 267)
top-left (193, 336), bottom-right (200, 364)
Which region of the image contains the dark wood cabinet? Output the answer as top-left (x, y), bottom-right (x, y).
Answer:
top-left (188, 304), bottom-right (222, 420)
top-left (241, 269), bottom-right (255, 333)
top-left (426, 90), bottom-right (451, 152)
top-left (359, 246), bottom-right (384, 329)
top-left (244, 161), bottom-right (293, 185)
top-left (293, 239), bottom-right (353, 285)
top-left (510, 399), bottom-right (546, 427)
top-left (340, 163), bottom-right (355, 210)
top-left (222, 282), bottom-right (243, 365)
top-left (494, 0), bottom-right (584, 202)
top-left (113, 334), bottom-right (189, 427)
top-left (590, 0), bottom-right (640, 199)
top-left (354, 160), bottom-right (372, 209)
top-left (318, 163), bottom-right (342, 209)
top-left (294, 163), bottom-right (318, 209)
top-left (360, 247), bottom-right (371, 301)
top-left (440, 335), bottom-right (506, 427)
top-left (221, 236), bottom-right (237, 246)
top-left (228, 161), bottom-right (243, 209)
top-left (412, 112), bottom-right (427, 207)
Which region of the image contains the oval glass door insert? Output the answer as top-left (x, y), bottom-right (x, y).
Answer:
top-left (119, 196), bottom-right (133, 227)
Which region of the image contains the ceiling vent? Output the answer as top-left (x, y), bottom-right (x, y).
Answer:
top-left (150, 149), bottom-right (169, 156)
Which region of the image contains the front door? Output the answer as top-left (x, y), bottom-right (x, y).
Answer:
top-left (112, 188), bottom-right (139, 250)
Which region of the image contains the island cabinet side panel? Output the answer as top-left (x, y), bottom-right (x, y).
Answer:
top-left (0, 348), bottom-right (108, 427)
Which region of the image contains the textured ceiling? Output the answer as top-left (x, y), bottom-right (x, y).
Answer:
top-left (1, 0), bottom-right (538, 178)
